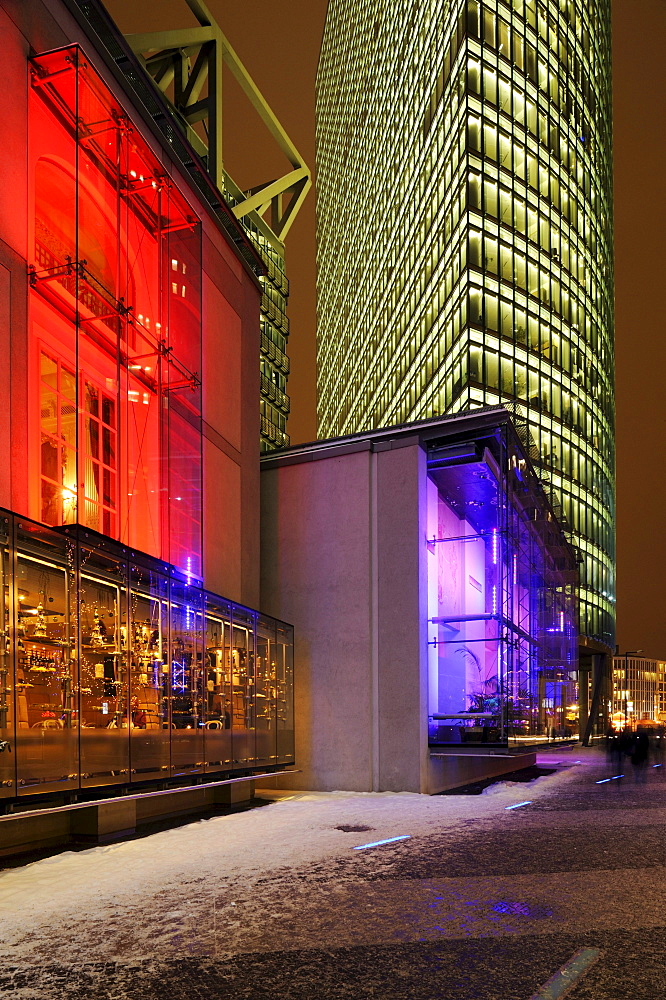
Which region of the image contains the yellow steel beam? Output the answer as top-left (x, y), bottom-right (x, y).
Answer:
top-left (124, 0), bottom-right (310, 248)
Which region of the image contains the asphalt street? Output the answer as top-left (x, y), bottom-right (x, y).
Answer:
top-left (0, 745), bottom-right (664, 999)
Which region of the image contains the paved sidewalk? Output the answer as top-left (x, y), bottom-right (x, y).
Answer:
top-left (0, 745), bottom-right (664, 998)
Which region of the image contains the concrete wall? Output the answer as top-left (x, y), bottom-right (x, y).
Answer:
top-left (261, 446), bottom-right (375, 790)
top-left (375, 440), bottom-right (429, 792)
top-left (261, 437), bottom-right (431, 793)
top-left (428, 752), bottom-right (536, 794)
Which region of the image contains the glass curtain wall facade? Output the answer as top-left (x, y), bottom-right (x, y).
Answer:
top-left (0, 42), bottom-right (296, 802)
top-left (29, 45), bottom-right (202, 578)
top-left (223, 178), bottom-right (293, 451)
top-left (0, 512), bottom-right (294, 799)
top-left (427, 424), bottom-right (578, 746)
top-left (316, 0), bottom-right (615, 651)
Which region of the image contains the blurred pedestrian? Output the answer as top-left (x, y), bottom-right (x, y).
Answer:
top-left (606, 724), bottom-right (618, 765)
top-left (617, 727), bottom-right (632, 764)
top-left (630, 730), bottom-right (650, 783)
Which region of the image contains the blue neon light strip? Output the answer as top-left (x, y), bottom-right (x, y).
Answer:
top-left (653, 764), bottom-right (662, 768)
top-left (611, 774), bottom-right (623, 780)
top-left (505, 800), bottom-right (532, 810)
top-left (353, 835), bottom-right (411, 850)
top-left (595, 778), bottom-right (611, 784)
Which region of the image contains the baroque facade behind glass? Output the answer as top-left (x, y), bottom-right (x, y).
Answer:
top-left (316, 0), bottom-right (614, 652)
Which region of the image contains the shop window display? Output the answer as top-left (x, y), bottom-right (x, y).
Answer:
top-left (0, 512), bottom-right (294, 799)
top-left (205, 595), bottom-right (234, 770)
top-left (0, 521), bottom-right (12, 794)
top-left (13, 521), bottom-right (77, 793)
top-left (427, 428), bottom-right (578, 746)
top-left (231, 608), bottom-right (257, 766)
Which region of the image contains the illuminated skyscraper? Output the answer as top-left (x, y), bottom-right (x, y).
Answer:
top-left (316, 0), bottom-right (615, 659)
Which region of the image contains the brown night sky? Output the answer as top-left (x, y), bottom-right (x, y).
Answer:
top-left (107, 0), bottom-right (666, 658)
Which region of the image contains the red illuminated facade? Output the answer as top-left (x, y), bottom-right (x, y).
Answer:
top-left (0, 2), bottom-right (294, 809)
top-left (30, 46), bottom-right (203, 576)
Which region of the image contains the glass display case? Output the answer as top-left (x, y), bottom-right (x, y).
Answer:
top-left (0, 512), bottom-right (294, 799)
top-left (13, 520), bottom-right (77, 794)
top-left (205, 594), bottom-right (234, 769)
top-left (170, 579), bottom-right (205, 774)
top-left (256, 616), bottom-right (277, 766)
top-left (129, 561), bottom-right (169, 780)
top-left (0, 518), bottom-right (12, 796)
top-left (78, 541), bottom-right (129, 786)
top-left (275, 621), bottom-right (295, 765)
top-left (231, 607), bottom-right (256, 766)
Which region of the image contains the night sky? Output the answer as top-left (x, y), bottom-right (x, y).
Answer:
top-left (107, 0), bottom-right (666, 658)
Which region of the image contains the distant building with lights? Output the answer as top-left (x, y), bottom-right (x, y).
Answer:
top-left (611, 656), bottom-right (666, 729)
top-left (316, 0), bottom-right (614, 734)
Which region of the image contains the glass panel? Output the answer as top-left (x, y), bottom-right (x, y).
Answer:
top-left (162, 218), bottom-right (203, 579)
top-left (230, 607), bottom-right (256, 765)
top-left (169, 579), bottom-right (204, 774)
top-left (14, 521), bottom-right (77, 794)
top-left (276, 622), bottom-right (295, 764)
top-left (204, 594), bottom-right (233, 771)
top-left (78, 545), bottom-right (129, 787)
top-left (129, 562), bottom-right (170, 780)
top-left (256, 616), bottom-right (277, 765)
top-left (164, 396), bottom-right (203, 580)
top-left (30, 46), bottom-right (203, 567)
top-left (426, 478), bottom-right (503, 745)
top-left (0, 518), bottom-right (13, 796)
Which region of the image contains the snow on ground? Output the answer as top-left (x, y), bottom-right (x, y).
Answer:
top-left (0, 761), bottom-right (579, 965)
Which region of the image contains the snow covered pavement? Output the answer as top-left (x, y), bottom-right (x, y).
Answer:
top-left (1, 749), bottom-right (665, 998)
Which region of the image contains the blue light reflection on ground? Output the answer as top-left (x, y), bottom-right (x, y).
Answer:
top-left (505, 800), bottom-right (532, 810)
top-left (492, 901), bottom-right (553, 918)
top-left (353, 835), bottom-right (411, 850)
top-left (423, 889), bottom-right (554, 938)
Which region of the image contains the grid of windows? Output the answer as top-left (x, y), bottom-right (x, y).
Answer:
top-left (316, 0), bottom-right (614, 649)
top-left (222, 184), bottom-right (292, 452)
top-left (612, 658), bottom-right (666, 727)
